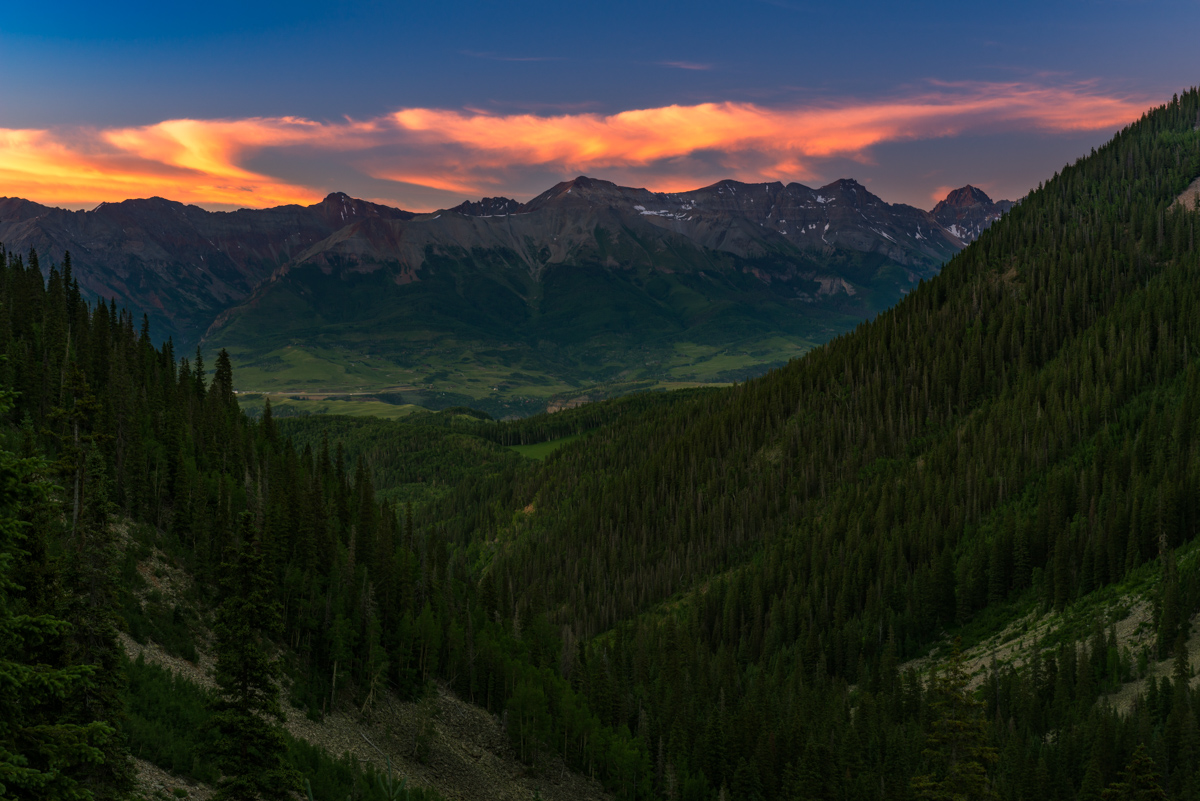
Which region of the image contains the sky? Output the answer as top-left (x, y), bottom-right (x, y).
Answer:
top-left (0, 1), bottom-right (1196, 212)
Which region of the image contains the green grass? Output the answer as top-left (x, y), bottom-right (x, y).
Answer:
top-left (237, 394), bottom-right (422, 420)
top-left (509, 432), bottom-right (586, 460)
top-left (225, 336), bottom-right (802, 421)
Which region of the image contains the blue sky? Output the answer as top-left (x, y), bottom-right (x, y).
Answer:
top-left (1, 1), bottom-right (1195, 210)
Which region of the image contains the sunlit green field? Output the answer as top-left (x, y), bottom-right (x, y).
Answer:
top-left (221, 333), bottom-right (809, 419)
top-left (508, 432), bottom-right (587, 460)
top-left (236, 393), bottom-right (422, 420)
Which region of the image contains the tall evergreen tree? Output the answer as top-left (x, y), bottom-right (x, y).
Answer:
top-left (910, 642), bottom-right (999, 801)
top-left (207, 512), bottom-right (301, 801)
top-left (0, 386), bottom-right (113, 800)
top-left (1101, 744), bottom-right (1168, 800)
top-left (59, 449), bottom-right (135, 799)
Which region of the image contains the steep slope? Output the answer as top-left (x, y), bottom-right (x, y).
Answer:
top-left (0, 192), bottom-right (413, 345)
top-left (118, 534), bottom-right (611, 801)
top-left (205, 178), bottom-right (973, 413)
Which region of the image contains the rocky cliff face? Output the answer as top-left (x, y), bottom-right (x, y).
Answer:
top-left (452, 175), bottom-right (963, 268)
top-left (930, 185), bottom-right (1014, 243)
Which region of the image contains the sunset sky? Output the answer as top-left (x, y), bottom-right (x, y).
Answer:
top-left (2, 1), bottom-right (1195, 212)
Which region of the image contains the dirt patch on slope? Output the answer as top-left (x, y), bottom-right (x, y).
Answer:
top-left (1101, 615), bottom-right (1200, 716)
top-left (134, 757), bottom-right (214, 801)
top-left (1175, 176), bottom-right (1200, 210)
top-left (903, 592), bottom-right (1198, 717)
top-left (902, 607), bottom-right (1068, 690)
top-left (123, 633), bottom-right (610, 801)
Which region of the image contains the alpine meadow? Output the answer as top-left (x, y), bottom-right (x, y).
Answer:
top-left (3, 10), bottom-right (1200, 801)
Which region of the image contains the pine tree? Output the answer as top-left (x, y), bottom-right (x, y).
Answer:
top-left (59, 449), bottom-right (135, 799)
top-left (910, 641), bottom-right (999, 801)
top-left (210, 349), bottom-right (237, 413)
top-left (0, 386), bottom-right (113, 799)
top-left (207, 512), bottom-right (301, 801)
top-left (1101, 744), bottom-right (1167, 800)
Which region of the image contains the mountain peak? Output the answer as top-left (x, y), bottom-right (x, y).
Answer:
top-left (938, 185), bottom-right (993, 207)
top-left (931, 185), bottom-right (1013, 243)
top-left (554, 175), bottom-right (622, 195)
top-left (451, 196), bottom-right (524, 217)
top-left (522, 175), bottom-right (628, 211)
top-left (311, 192), bottom-right (415, 224)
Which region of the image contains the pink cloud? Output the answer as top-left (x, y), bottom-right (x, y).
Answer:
top-left (0, 80), bottom-right (1151, 211)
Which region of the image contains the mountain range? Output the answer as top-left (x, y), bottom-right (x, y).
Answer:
top-left (0, 177), bottom-right (1012, 414)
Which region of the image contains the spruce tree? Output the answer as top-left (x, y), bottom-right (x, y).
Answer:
top-left (207, 512), bottom-right (301, 801)
top-left (0, 387), bottom-right (113, 799)
top-left (1101, 744), bottom-right (1167, 800)
top-left (910, 641), bottom-right (999, 801)
top-left (59, 449), bottom-right (135, 799)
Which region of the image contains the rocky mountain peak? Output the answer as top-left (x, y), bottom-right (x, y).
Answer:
top-left (931, 185), bottom-right (1014, 243)
top-left (938, 185), bottom-right (993, 207)
top-left (522, 175), bottom-right (628, 211)
top-left (451, 196), bottom-right (524, 217)
top-left (312, 192), bottom-right (415, 226)
top-left (815, 178), bottom-right (882, 207)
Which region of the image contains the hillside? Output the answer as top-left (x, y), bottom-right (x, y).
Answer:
top-left (116, 526), bottom-right (610, 801)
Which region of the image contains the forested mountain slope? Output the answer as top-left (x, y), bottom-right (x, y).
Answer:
top-left (0, 243), bottom-right (659, 798)
top-left (407, 89), bottom-right (1200, 798)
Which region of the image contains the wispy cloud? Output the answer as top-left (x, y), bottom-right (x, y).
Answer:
top-left (659, 61), bottom-right (714, 71)
top-left (0, 80), bottom-right (1151, 210)
top-left (460, 50), bottom-right (562, 62)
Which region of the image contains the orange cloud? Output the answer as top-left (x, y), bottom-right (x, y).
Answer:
top-left (930, 185), bottom-right (959, 205)
top-left (0, 80), bottom-right (1150, 211)
top-left (379, 81), bottom-right (1146, 185)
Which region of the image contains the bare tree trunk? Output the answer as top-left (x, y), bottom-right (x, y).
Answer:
top-left (72, 419), bottom-right (82, 541)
